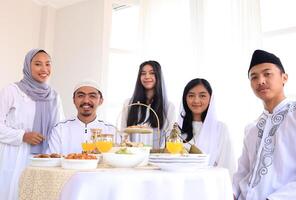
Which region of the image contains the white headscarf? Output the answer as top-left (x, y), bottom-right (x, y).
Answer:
top-left (178, 93), bottom-right (221, 166)
top-left (16, 49), bottom-right (59, 153)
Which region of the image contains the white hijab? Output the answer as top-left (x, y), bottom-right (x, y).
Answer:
top-left (178, 93), bottom-right (221, 166)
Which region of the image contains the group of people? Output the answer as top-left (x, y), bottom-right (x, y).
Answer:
top-left (0, 48), bottom-right (295, 200)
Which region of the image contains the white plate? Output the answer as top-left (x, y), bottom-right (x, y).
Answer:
top-left (150, 154), bottom-right (208, 160)
top-left (150, 160), bottom-right (207, 164)
top-left (157, 163), bottom-right (208, 172)
top-left (29, 157), bottom-right (62, 167)
top-left (123, 127), bottom-right (153, 134)
top-left (61, 158), bottom-right (99, 170)
top-left (150, 153), bottom-right (208, 158)
top-left (149, 153), bottom-right (209, 164)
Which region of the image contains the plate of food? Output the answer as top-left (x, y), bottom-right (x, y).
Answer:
top-left (124, 124), bottom-right (153, 134)
top-left (62, 153), bottom-right (99, 170)
top-left (29, 153), bottom-right (62, 167)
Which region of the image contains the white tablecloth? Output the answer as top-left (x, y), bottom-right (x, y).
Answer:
top-left (60, 167), bottom-right (232, 200)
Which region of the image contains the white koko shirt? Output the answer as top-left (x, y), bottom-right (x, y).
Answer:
top-left (183, 121), bottom-right (236, 177)
top-left (48, 116), bottom-right (116, 155)
top-left (233, 99), bottom-right (296, 200)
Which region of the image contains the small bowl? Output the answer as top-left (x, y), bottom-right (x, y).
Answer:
top-left (102, 152), bottom-right (145, 168)
top-left (61, 158), bottom-right (99, 170)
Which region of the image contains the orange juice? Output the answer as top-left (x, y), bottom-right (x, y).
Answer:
top-left (166, 141), bottom-right (183, 154)
top-left (82, 142), bottom-right (96, 152)
top-left (96, 141), bottom-right (113, 153)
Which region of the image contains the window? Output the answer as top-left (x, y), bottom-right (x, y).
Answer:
top-left (104, 3), bottom-right (140, 126)
top-left (261, 0), bottom-right (296, 98)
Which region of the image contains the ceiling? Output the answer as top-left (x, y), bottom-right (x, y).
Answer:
top-left (33, 0), bottom-right (88, 9)
top-left (33, 0), bottom-right (137, 9)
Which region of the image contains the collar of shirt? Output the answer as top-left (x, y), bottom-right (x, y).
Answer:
top-left (263, 98), bottom-right (289, 115)
top-left (76, 116), bottom-right (99, 127)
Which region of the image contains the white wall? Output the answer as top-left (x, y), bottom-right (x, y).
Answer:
top-left (50, 0), bottom-right (105, 118)
top-left (0, 0), bottom-right (48, 89)
top-left (0, 0), bottom-right (107, 119)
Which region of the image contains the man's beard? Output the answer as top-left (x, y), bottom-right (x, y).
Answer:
top-left (80, 112), bottom-right (92, 117)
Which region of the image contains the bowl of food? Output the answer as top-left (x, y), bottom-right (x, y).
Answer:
top-left (29, 153), bottom-right (63, 167)
top-left (102, 148), bottom-right (146, 168)
top-left (61, 153), bottom-right (99, 170)
top-left (110, 146), bottom-right (151, 166)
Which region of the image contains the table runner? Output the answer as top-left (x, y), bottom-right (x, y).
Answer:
top-left (19, 167), bottom-right (76, 200)
top-left (19, 163), bottom-right (159, 200)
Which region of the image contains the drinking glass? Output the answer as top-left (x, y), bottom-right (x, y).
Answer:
top-left (81, 141), bottom-right (96, 153)
top-left (166, 138), bottom-right (183, 154)
top-left (95, 134), bottom-right (113, 153)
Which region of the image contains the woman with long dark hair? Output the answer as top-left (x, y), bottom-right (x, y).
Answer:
top-left (121, 60), bottom-right (175, 148)
top-left (0, 49), bottom-right (64, 200)
top-left (179, 78), bottom-right (235, 176)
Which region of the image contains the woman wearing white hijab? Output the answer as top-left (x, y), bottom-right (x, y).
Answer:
top-left (0, 49), bottom-right (64, 200)
top-left (178, 78), bottom-right (236, 177)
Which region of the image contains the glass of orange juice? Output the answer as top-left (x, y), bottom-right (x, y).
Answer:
top-left (81, 141), bottom-right (96, 153)
top-left (95, 134), bottom-right (113, 153)
top-left (166, 138), bottom-right (183, 154)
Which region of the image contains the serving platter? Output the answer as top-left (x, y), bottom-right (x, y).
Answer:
top-left (123, 127), bottom-right (153, 134)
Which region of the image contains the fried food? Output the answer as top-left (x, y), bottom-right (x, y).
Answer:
top-left (34, 154), bottom-right (50, 158)
top-left (65, 153), bottom-right (97, 160)
top-left (33, 153), bottom-right (62, 158)
top-left (50, 153), bottom-right (62, 158)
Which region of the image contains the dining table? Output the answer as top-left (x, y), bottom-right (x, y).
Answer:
top-left (19, 163), bottom-right (233, 200)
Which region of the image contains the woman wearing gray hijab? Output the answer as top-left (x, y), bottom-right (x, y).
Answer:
top-left (0, 49), bottom-right (64, 200)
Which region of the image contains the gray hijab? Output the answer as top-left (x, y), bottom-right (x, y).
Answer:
top-left (16, 49), bottom-right (59, 154)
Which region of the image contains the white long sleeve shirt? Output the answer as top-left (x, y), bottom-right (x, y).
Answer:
top-left (48, 116), bottom-right (116, 155)
top-left (233, 99), bottom-right (296, 200)
top-left (183, 121), bottom-right (236, 177)
top-left (0, 83), bottom-right (64, 200)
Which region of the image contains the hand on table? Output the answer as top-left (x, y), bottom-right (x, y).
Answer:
top-left (23, 131), bottom-right (44, 145)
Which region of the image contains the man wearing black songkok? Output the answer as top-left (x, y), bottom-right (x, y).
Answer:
top-left (233, 49), bottom-right (296, 200)
top-left (248, 49), bottom-right (285, 75)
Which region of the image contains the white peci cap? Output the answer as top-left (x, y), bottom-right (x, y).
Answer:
top-left (74, 79), bottom-right (101, 93)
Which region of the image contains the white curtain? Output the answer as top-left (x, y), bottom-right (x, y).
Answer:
top-left (136, 0), bottom-right (263, 157)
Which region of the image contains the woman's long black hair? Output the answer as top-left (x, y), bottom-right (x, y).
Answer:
top-left (181, 78), bottom-right (212, 141)
top-left (127, 60), bottom-right (166, 129)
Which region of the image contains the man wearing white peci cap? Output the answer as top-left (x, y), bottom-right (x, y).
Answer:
top-left (47, 79), bottom-right (116, 154)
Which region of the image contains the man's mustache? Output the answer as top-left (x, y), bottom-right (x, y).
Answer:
top-left (79, 103), bottom-right (93, 108)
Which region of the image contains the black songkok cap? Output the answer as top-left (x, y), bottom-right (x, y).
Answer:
top-left (248, 49), bottom-right (285, 75)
